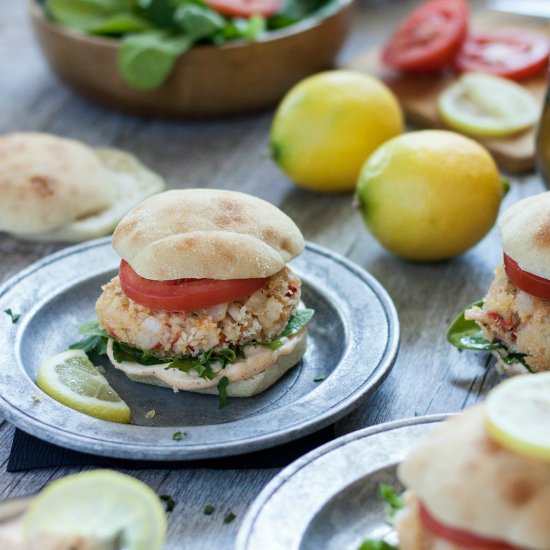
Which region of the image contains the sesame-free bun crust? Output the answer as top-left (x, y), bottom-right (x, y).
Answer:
top-left (0, 133), bottom-right (113, 234)
top-left (499, 191), bottom-right (550, 280)
top-left (112, 189), bottom-right (305, 280)
top-left (23, 148), bottom-right (164, 242)
top-left (398, 406), bottom-right (550, 549)
top-left (106, 330), bottom-right (307, 397)
top-left (0, 133), bottom-right (165, 242)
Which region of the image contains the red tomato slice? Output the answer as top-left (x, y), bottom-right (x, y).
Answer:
top-left (504, 253), bottom-right (550, 300)
top-left (204, 0), bottom-right (282, 17)
top-left (119, 260), bottom-right (267, 312)
top-left (419, 502), bottom-right (519, 549)
top-left (381, 0), bottom-right (469, 72)
top-left (456, 33), bottom-right (550, 80)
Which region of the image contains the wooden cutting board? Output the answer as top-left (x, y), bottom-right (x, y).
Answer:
top-left (346, 12), bottom-right (549, 173)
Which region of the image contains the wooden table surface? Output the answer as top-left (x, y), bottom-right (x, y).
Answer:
top-left (0, 0), bottom-right (545, 547)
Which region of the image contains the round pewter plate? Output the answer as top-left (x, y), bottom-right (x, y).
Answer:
top-left (0, 238), bottom-right (399, 460)
top-left (237, 415), bottom-right (447, 550)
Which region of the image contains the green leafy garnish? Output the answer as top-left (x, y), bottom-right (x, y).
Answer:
top-left (379, 484), bottom-right (404, 517)
top-left (217, 376), bottom-right (229, 409)
top-left (223, 511), bottom-right (236, 524)
top-left (172, 431), bottom-right (186, 441)
top-left (358, 541), bottom-right (397, 550)
top-left (45, 0), bottom-right (334, 90)
top-left (204, 504), bottom-right (215, 515)
top-left (69, 320), bottom-right (109, 355)
top-left (281, 308), bottom-right (314, 337)
top-left (4, 309), bottom-right (20, 324)
top-left (447, 302), bottom-right (532, 371)
top-left (160, 494), bottom-right (176, 512)
top-left (313, 375), bottom-right (326, 382)
top-left (446, 301), bottom-right (504, 351)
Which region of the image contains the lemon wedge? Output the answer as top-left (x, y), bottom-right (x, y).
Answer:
top-left (36, 349), bottom-right (130, 423)
top-left (24, 470), bottom-right (167, 549)
top-left (485, 373), bottom-right (550, 459)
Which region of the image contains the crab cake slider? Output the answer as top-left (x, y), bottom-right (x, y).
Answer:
top-left (96, 189), bottom-right (313, 398)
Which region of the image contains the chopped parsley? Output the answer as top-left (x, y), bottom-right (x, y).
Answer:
top-left (4, 309), bottom-right (20, 324)
top-left (358, 541), bottom-right (397, 550)
top-left (379, 484), bottom-right (404, 517)
top-left (203, 504), bottom-right (215, 515)
top-left (223, 512), bottom-right (236, 524)
top-left (172, 431), bottom-right (186, 441)
top-left (313, 375), bottom-right (326, 382)
top-left (160, 495), bottom-right (176, 512)
top-left (217, 376), bottom-right (230, 409)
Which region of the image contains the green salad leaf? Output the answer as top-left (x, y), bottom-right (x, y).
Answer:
top-left (217, 376), bottom-right (229, 409)
top-left (281, 308), bottom-right (315, 337)
top-left (446, 301), bottom-right (503, 351)
top-left (4, 308), bottom-right (21, 324)
top-left (379, 484), bottom-right (404, 517)
top-left (118, 31), bottom-right (191, 90)
top-left (69, 320), bottom-right (109, 356)
top-left (447, 302), bottom-right (532, 371)
top-left (45, 0), bottom-right (334, 89)
top-left (358, 541), bottom-right (397, 550)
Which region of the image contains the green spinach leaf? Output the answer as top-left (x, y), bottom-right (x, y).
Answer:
top-left (69, 320), bottom-right (109, 355)
top-left (379, 484), bottom-right (404, 517)
top-left (89, 12), bottom-right (152, 34)
top-left (357, 541), bottom-right (397, 550)
top-left (280, 308), bottom-right (314, 337)
top-left (174, 4), bottom-right (225, 40)
top-left (118, 31), bottom-right (191, 90)
top-left (446, 301), bottom-right (503, 351)
top-left (217, 376), bottom-right (229, 409)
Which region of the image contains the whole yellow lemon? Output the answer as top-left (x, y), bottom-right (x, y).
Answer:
top-left (270, 70), bottom-right (403, 193)
top-left (355, 130), bottom-right (504, 261)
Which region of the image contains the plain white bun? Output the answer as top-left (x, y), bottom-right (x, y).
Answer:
top-left (0, 133), bottom-right (164, 242)
top-left (0, 132), bottom-right (113, 234)
top-left (106, 329), bottom-right (307, 397)
top-left (112, 189), bottom-right (305, 280)
top-left (499, 191), bottom-right (550, 279)
top-left (398, 406), bottom-right (550, 549)
top-left (21, 148), bottom-right (164, 242)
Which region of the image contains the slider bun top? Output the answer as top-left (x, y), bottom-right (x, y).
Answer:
top-left (113, 189), bottom-right (305, 280)
top-left (398, 406), bottom-right (550, 549)
top-left (499, 191), bottom-right (550, 280)
top-left (0, 132), bottom-right (113, 234)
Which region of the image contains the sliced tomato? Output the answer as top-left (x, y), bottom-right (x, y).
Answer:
top-left (204, 0), bottom-right (282, 17)
top-left (504, 254), bottom-right (550, 300)
top-left (119, 260), bottom-right (267, 312)
top-left (456, 33), bottom-right (550, 80)
top-left (419, 502), bottom-right (519, 549)
top-left (381, 0), bottom-right (469, 72)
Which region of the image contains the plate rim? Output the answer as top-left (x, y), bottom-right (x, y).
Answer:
top-left (236, 413), bottom-right (449, 550)
top-left (0, 237), bottom-right (400, 460)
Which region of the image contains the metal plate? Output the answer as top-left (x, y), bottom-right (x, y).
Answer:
top-left (237, 416), bottom-right (446, 550)
top-left (0, 238), bottom-right (399, 460)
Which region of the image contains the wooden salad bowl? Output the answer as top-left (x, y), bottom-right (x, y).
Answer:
top-left (28, 0), bottom-right (355, 118)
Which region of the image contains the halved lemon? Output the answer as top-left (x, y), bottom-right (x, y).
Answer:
top-left (485, 373), bottom-right (550, 459)
top-left (36, 349), bottom-right (131, 423)
top-left (24, 470), bottom-right (167, 549)
top-left (439, 73), bottom-right (540, 137)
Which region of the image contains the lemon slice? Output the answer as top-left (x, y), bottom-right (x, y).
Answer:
top-left (24, 470), bottom-right (167, 549)
top-left (439, 73), bottom-right (540, 137)
top-left (37, 349), bottom-right (131, 423)
top-left (485, 373), bottom-right (550, 459)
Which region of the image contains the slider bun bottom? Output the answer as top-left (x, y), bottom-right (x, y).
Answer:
top-left (122, 331), bottom-right (307, 398)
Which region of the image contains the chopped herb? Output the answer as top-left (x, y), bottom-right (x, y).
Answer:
top-left (145, 409), bottom-right (156, 419)
top-left (313, 375), bottom-right (326, 382)
top-left (160, 495), bottom-right (176, 512)
top-left (203, 504), bottom-right (215, 515)
top-left (4, 309), bottom-right (20, 324)
top-left (217, 376), bottom-right (229, 409)
top-left (172, 431), bottom-right (186, 441)
top-left (414, 411), bottom-right (420, 417)
top-left (379, 484), bottom-right (404, 517)
top-left (223, 512), bottom-right (236, 524)
top-left (358, 540), bottom-right (397, 550)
